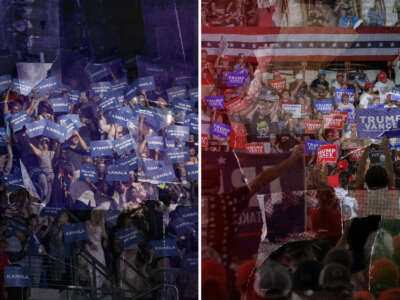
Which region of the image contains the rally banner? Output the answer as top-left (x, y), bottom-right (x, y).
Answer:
top-left (106, 165), bottom-right (130, 182)
top-left (305, 139), bottom-right (327, 154)
top-left (167, 86), bottom-right (187, 101)
top-left (176, 205), bottom-right (198, 223)
top-left (50, 98), bottom-right (70, 113)
top-left (10, 111), bottom-right (31, 132)
top-left (245, 142), bottom-right (265, 154)
top-left (34, 76), bottom-right (58, 96)
top-left (91, 81), bottom-right (112, 96)
top-left (166, 139), bottom-right (176, 148)
top-left (90, 140), bottom-right (114, 157)
top-left (282, 104), bottom-right (301, 118)
top-left (111, 77), bottom-right (128, 93)
top-left (225, 96), bottom-right (246, 113)
top-left (125, 83), bottom-right (138, 101)
top-left (98, 92), bottom-right (120, 111)
top-left (58, 114), bottom-right (81, 129)
top-left (205, 96), bottom-right (225, 109)
top-left (150, 239), bottom-right (179, 258)
top-left (63, 223), bottom-right (88, 243)
top-left (203, 151), bottom-right (306, 260)
top-left (12, 79), bottom-right (34, 96)
top-left (210, 121), bottom-right (231, 138)
top-left (171, 217), bottom-right (195, 236)
top-left (114, 90), bottom-right (125, 105)
top-left (184, 113), bottom-right (198, 134)
top-left (305, 120), bottom-right (322, 134)
top-left (166, 147), bottom-right (190, 164)
top-left (317, 144), bottom-right (338, 164)
top-left (0, 74), bottom-right (11, 93)
top-left (323, 114), bottom-right (344, 129)
top-left (143, 159), bottom-right (162, 172)
top-left (108, 108), bottom-right (133, 127)
top-left (80, 165), bottom-right (98, 183)
top-left (314, 100), bottom-right (334, 114)
top-left (227, 72), bottom-right (247, 87)
top-left (115, 227), bottom-right (143, 248)
top-left (185, 164), bottom-right (198, 181)
top-left (116, 153), bottom-right (139, 170)
top-left (42, 121), bottom-right (67, 142)
top-left (331, 110), bottom-right (349, 124)
top-left (146, 165), bottom-right (176, 182)
top-left (166, 125), bottom-right (190, 141)
top-left (356, 108), bottom-right (400, 138)
top-left (334, 88), bottom-right (355, 102)
top-left (68, 90), bottom-right (81, 104)
top-left (4, 267), bottom-right (31, 287)
top-left (25, 119), bottom-right (47, 138)
top-left (347, 147), bottom-right (365, 161)
top-left (189, 88), bottom-right (198, 102)
top-left (145, 136), bottom-right (164, 150)
top-left (269, 78), bottom-right (286, 92)
top-left (135, 76), bottom-right (156, 92)
top-left (202, 27), bottom-right (400, 62)
top-left (201, 134), bottom-right (208, 147)
top-left (114, 134), bottom-right (136, 155)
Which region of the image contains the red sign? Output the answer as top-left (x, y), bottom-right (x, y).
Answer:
top-left (269, 78), bottom-right (287, 92)
top-left (245, 143), bottom-right (265, 154)
top-left (226, 96), bottom-right (246, 113)
top-left (347, 147), bottom-right (365, 162)
top-left (305, 120), bottom-right (322, 134)
top-left (323, 115), bottom-right (343, 129)
top-left (317, 144), bottom-right (338, 164)
top-left (230, 122), bottom-right (247, 149)
top-left (329, 110), bottom-right (348, 124)
top-left (201, 134), bottom-right (208, 147)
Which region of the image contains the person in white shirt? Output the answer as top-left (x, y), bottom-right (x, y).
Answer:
top-left (331, 72), bottom-right (345, 95)
top-left (392, 49), bottom-right (400, 87)
top-left (384, 93), bottom-right (398, 108)
top-left (374, 71), bottom-right (395, 104)
top-left (359, 82), bottom-right (379, 108)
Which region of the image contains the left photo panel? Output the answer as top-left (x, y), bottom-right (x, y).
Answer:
top-left (0, 0), bottom-right (198, 299)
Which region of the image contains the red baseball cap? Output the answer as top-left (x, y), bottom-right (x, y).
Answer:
top-left (379, 71), bottom-right (387, 81)
top-left (337, 160), bottom-right (349, 171)
top-left (224, 89), bottom-right (233, 95)
top-left (365, 82), bottom-right (373, 89)
top-left (336, 73), bottom-right (344, 78)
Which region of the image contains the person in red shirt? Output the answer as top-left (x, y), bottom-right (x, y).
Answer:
top-left (279, 89), bottom-right (295, 107)
top-left (202, 50), bottom-right (215, 98)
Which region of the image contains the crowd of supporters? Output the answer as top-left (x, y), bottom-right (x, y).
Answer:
top-left (202, 0), bottom-right (400, 27)
top-left (0, 57), bottom-right (198, 299)
top-left (201, 44), bottom-right (400, 299)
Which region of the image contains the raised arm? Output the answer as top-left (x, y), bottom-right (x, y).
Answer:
top-left (29, 142), bottom-right (42, 156)
top-left (248, 145), bottom-right (304, 198)
top-left (3, 84), bottom-right (12, 115)
top-left (74, 130), bottom-right (88, 151)
top-left (355, 145), bottom-right (370, 188)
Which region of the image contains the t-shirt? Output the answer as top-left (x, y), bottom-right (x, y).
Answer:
top-left (64, 145), bottom-right (87, 170)
top-left (337, 102), bottom-right (355, 112)
top-left (374, 80), bottom-right (395, 104)
top-left (359, 92), bottom-right (374, 108)
top-left (39, 151), bottom-right (55, 175)
top-left (311, 78), bottom-right (329, 92)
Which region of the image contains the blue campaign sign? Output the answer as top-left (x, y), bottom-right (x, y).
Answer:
top-left (115, 227), bottom-right (143, 248)
top-left (116, 153), bottom-right (139, 170)
top-left (150, 239), bottom-right (179, 258)
top-left (183, 253), bottom-right (198, 272)
top-left (145, 136), bottom-right (164, 150)
top-left (189, 88), bottom-right (198, 102)
top-left (173, 98), bottom-right (193, 112)
top-left (25, 119), bottom-right (47, 138)
top-left (227, 72), bottom-right (247, 87)
top-left (368, 105), bottom-right (385, 109)
top-left (40, 206), bottom-right (62, 218)
top-left (0, 74), bottom-right (11, 92)
top-left (86, 63), bottom-right (110, 82)
top-left (12, 78), bottom-right (34, 96)
top-left (106, 165), bottom-right (130, 182)
top-left (177, 205), bottom-right (198, 223)
top-left (165, 139), bottom-right (176, 148)
top-left (125, 83), bottom-right (138, 100)
top-left (338, 108), bottom-right (354, 123)
top-left (11, 111), bottom-right (31, 132)
top-left (171, 217), bottom-right (195, 236)
top-left (206, 96), bottom-right (225, 109)
top-left (184, 113), bottom-right (198, 134)
top-left (105, 210), bottom-right (120, 228)
top-left (166, 125), bottom-right (190, 141)
top-left (50, 98), bottom-right (70, 113)
top-left (63, 119), bottom-right (78, 141)
top-left (2, 172), bottom-right (23, 187)
top-left (99, 92), bottom-right (120, 111)
top-left (91, 81), bottom-right (112, 96)
top-left (68, 90), bottom-right (81, 104)
top-left (114, 134), bottom-right (136, 155)
top-left (167, 86), bottom-right (187, 101)
top-left (314, 100), bottom-right (334, 114)
top-left (43, 121), bottom-right (67, 142)
top-left (108, 108), bottom-right (133, 127)
top-left (392, 87), bottom-right (400, 101)
top-left (175, 74), bottom-right (193, 86)
top-left (166, 147), bottom-right (190, 164)
top-left (210, 121), bottom-right (231, 138)
top-left (146, 165), bottom-right (176, 182)
top-left (114, 90), bottom-right (125, 105)
top-left (334, 88), bottom-right (355, 103)
top-left (111, 77), bottom-right (128, 93)
top-left (34, 76), bottom-right (58, 96)
top-left (357, 108), bottom-right (400, 138)
top-left (135, 76), bottom-right (156, 92)
top-left (305, 139), bottom-right (327, 154)
top-left (4, 267), bottom-right (31, 287)
top-left (185, 164), bottom-right (198, 181)
top-left (63, 223), bottom-right (88, 243)
top-left (135, 106), bottom-right (160, 129)
top-left (58, 114), bottom-right (81, 128)
top-left (80, 165), bottom-right (98, 182)
top-left (90, 140), bottom-right (114, 157)
top-left (143, 159), bottom-right (162, 172)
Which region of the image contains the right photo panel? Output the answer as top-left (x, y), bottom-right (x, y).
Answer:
top-left (201, 1), bottom-right (400, 299)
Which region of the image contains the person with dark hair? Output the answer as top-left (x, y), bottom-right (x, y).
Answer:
top-left (292, 260), bottom-right (322, 297)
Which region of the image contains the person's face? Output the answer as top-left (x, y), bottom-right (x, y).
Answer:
top-left (282, 91), bottom-right (290, 100)
top-left (337, 75), bottom-right (344, 83)
top-left (319, 74), bottom-right (326, 81)
top-left (189, 148), bottom-right (196, 156)
top-left (342, 95), bottom-right (349, 104)
top-left (317, 111), bottom-right (323, 120)
top-left (71, 135), bottom-right (79, 145)
top-left (59, 212), bottom-right (69, 224)
top-left (11, 104), bottom-right (21, 114)
top-left (224, 93), bottom-right (232, 102)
